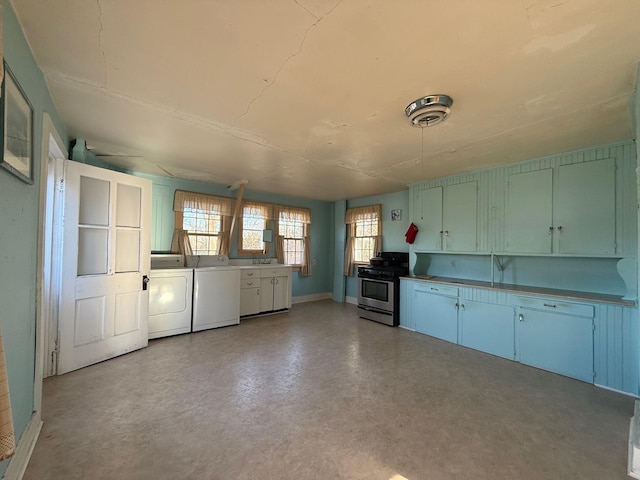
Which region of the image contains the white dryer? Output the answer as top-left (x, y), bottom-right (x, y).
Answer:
top-left (149, 255), bottom-right (193, 339)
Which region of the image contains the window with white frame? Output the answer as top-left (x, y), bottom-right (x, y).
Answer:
top-left (173, 190), bottom-right (235, 256)
top-left (238, 202), bottom-right (271, 255)
top-left (276, 207), bottom-right (311, 271)
top-left (182, 207), bottom-right (222, 255)
top-left (344, 205), bottom-right (382, 276)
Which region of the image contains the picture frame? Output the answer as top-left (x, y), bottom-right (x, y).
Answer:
top-left (0, 62), bottom-right (34, 184)
top-left (391, 209), bottom-right (402, 221)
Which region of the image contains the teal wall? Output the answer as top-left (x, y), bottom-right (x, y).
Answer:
top-left (344, 190), bottom-right (410, 298)
top-left (138, 173), bottom-right (334, 298)
top-left (0, 2), bottom-right (69, 476)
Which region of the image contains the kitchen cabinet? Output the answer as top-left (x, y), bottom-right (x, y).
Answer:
top-left (259, 266), bottom-right (292, 313)
top-left (556, 159), bottom-right (615, 255)
top-left (514, 296), bottom-right (594, 382)
top-left (504, 158), bottom-right (616, 255)
top-left (505, 169), bottom-right (553, 253)
top-left (413, 283), bottom-right (459, 342)
top-left (399, 278), bottom-right (414, 329)
top-left (240, 268), bottom-right (261, 317)
top-left (459, 300), bottom-right (515, 360)
top-left (413, 182), bottom-right (478, 252)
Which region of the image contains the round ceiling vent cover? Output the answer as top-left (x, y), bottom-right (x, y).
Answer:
top-left (405, 94), bottom-right (453, 127)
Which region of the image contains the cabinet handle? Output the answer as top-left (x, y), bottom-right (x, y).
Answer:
top-left (557, 226), bottom-right (563, 232)
top-left (430, 287), bottom-right (439, 291)
top-left (519, 313), bottom-right (524, 322)
top-left (257, 289), bottom-right (260, 295)
top-left (247, 272), bottom-right (254, 276)
top-left (455, 302), bottom-right (459, 309)
top-left (548, 226), bottom-right (554, 235)
top-left (439, 230), bottom-right (443, 236)
top-left (247, 281), bottom-right (254, 286)
top-left (444, 230), bottom-right (449, 236)
top-left (543, 303), bottom-right (557, 309)
top-left (460, 303), bottom-right (465, 312)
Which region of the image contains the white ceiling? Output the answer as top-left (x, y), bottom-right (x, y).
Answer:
top-left (11, 0), bottom-right (640, 201)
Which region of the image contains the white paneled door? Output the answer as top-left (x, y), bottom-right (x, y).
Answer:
top-left (56, 160), bottom-right (151, 374)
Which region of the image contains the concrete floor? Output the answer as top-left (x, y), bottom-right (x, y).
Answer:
top-left (25, 300), bottom-right (634, 480)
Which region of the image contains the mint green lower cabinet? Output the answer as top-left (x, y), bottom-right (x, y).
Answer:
top-left (413, 284), bottom-right (458, 343)
top-left (459, 301), bottom-right (515, 360)
top-left (593, 304), bottom-right (639, 396)
top-left (515, 298), bottom-right (594, 383)
top-left (399, 278), bottom-right (414, 329)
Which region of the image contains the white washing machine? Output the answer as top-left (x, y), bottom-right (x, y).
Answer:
top-left (149, 255), bottom-right (193, 339)
top-left (190, 255), bottom-right (241, 332)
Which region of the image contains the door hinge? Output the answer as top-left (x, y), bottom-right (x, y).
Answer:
top-left (56, 178), bottom-right (65, 193)
top-left (51, 336), bottom-right (60, 375)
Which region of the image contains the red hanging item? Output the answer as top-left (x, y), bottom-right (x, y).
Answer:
top-left (405, 222), bottom-right (419, 244)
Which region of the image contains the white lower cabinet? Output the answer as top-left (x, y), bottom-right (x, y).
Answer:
top-left (413, 284), bottom-right (459, 343)
top-left (240, 269), bottom-right (261, 317)
top-left (459, 300), bottom-right (515, 360)
top-left (259, 266), bottom-right (292, 313)
top-left (514, 296), bottom-right (594, 383)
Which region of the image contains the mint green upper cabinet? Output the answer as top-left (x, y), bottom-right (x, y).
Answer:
top-left (444, 181), bottom-right (478, 252)
top-left (413, 187), bottom-right (443, 251)
top-left (413, 182), bottom-right (477, 252)
top-left (502, 158), bottom-right (617, 256)
top-left (556, 158), bottom-right (616, 255)
top-left (505, 169), bottom-right (553, 253)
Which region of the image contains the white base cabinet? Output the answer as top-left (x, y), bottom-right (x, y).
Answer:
top-left (259, 266), bottom-right (292, 313)
top-left (240, 268), bottom-right (261, 317)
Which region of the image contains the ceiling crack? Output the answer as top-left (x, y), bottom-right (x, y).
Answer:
top-left (294, 0), bottom-right (319, 21)
top-left (96, 0), bottom-right (107, 87)
top-left (232, 0), bottom-right (344, 127)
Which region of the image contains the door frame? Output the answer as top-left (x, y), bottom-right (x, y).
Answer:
top-left (35, 113), bottom-right (67, 402)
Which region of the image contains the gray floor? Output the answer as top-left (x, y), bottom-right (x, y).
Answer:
top-left (25, 300), bottom-right (634, 480)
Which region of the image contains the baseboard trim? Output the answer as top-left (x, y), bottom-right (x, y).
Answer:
top-left (4, 412), bottom-right (42, 480)
top-left (345, 296), bottom-right (358, 305)
top-left (291, 292), bottom-right (332, 304)
top-left (595, 383), bottom-right (639, 399)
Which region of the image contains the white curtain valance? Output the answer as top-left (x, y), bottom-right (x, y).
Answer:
top-left (173, 190), bottom-right (235, 216)
top-left (276, 205), bottom-right (311, 224)
top-left (345, 204), bottom-right (382, 224)
top-left (243, 200), bottom-right (275, 220)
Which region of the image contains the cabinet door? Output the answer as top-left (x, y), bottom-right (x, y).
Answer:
top-left (443, 181), bottom-right (477, 252)
top-left (517, 307), bottom-right (593, 382)
top-left (272, 275), bottom-right (289, 310)
top-left (414, 287), bottom-right (458, 343)
top-left (556, 158), bottom-right (616, 255)
top-left (259, 277), bottom-right (273, 312)
top-left (240, 288), bottom-right (260, 316)
top-left (413, 187), bottom-right (443, 251)
top-left (505, 169), bottom-right (553, 253)
top-left (459, 301), bottom-right (515, 360)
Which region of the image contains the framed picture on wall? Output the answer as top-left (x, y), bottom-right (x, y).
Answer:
top-left (0, 61), bottom-right (33, 184)
top-left (391, 209), bottom-right (402, 221)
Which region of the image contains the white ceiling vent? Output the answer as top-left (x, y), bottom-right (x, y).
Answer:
top-left (405, 95), bottom-right (453, 127)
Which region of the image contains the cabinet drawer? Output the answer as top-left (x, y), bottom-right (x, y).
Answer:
top-left (260, 267), bottom-right (289, 278)
top-left (241, 279), bottom-right (260, 289)
top-left (414, 283), bottom-right (458, 298)
top-left (513, 296), bottom-right (594, 318)
top-left (241, 269), bottom-right (260, 280)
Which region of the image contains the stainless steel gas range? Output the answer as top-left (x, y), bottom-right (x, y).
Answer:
top-left (357, 252), bottom-right (409, 326)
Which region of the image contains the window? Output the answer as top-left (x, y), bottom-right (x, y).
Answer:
top-left (238, 202), bottom-right (271, 255)
top-left (182, 207), bottom-right (222, 255)
top-left (276, 207), bottom-right (311, 270)
top-left (344, 205), bottom-right (382, 276)
top-left (173, 190), bottom-right (235, 256)
top-left (353, 215), bottom-right (379, 263)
